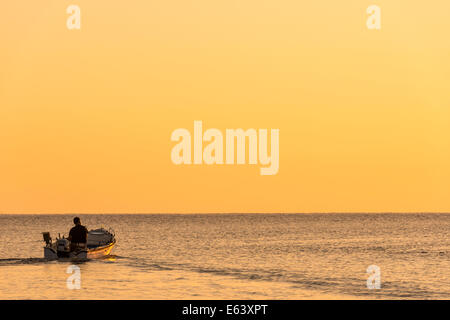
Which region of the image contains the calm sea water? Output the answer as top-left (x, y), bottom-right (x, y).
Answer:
top-left (0, 214), bottom-right (449, 299)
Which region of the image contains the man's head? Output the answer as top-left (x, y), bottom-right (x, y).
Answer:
top-left (73, 217), bottom-right (81, 225)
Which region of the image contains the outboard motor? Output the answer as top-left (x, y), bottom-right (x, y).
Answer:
top-left (56, 238), bottom-right (71, 258)
top-left (42, 232), bottom-right (51, 245)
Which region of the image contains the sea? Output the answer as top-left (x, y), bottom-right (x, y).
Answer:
top-left (0, 213), bottom-right (449, 299)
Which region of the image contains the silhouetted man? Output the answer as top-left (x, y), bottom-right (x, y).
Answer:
top-left (68, 217), bottom-right (88, 251)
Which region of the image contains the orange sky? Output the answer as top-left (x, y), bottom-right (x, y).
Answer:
top-left (1, 1), bottom-right (449, 213)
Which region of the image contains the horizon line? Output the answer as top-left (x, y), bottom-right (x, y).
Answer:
top-left (0, 212), bottom-right (449, 215)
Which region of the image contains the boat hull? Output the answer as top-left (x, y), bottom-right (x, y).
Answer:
top-left (87, 241), bottom-right (115, 259)
top-left (44, 241), bottom-right (115, 261)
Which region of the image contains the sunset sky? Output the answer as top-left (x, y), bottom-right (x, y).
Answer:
top-left (1, 1), bottom-right (449, 213)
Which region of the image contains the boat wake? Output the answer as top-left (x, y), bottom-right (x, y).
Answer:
top-left (0, 254), bottom-right (121, 266)
top-left (0, 257), bottom-right (49, 266)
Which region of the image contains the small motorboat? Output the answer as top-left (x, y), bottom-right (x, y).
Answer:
top-left (43, 228), bottom-right (116, 260)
